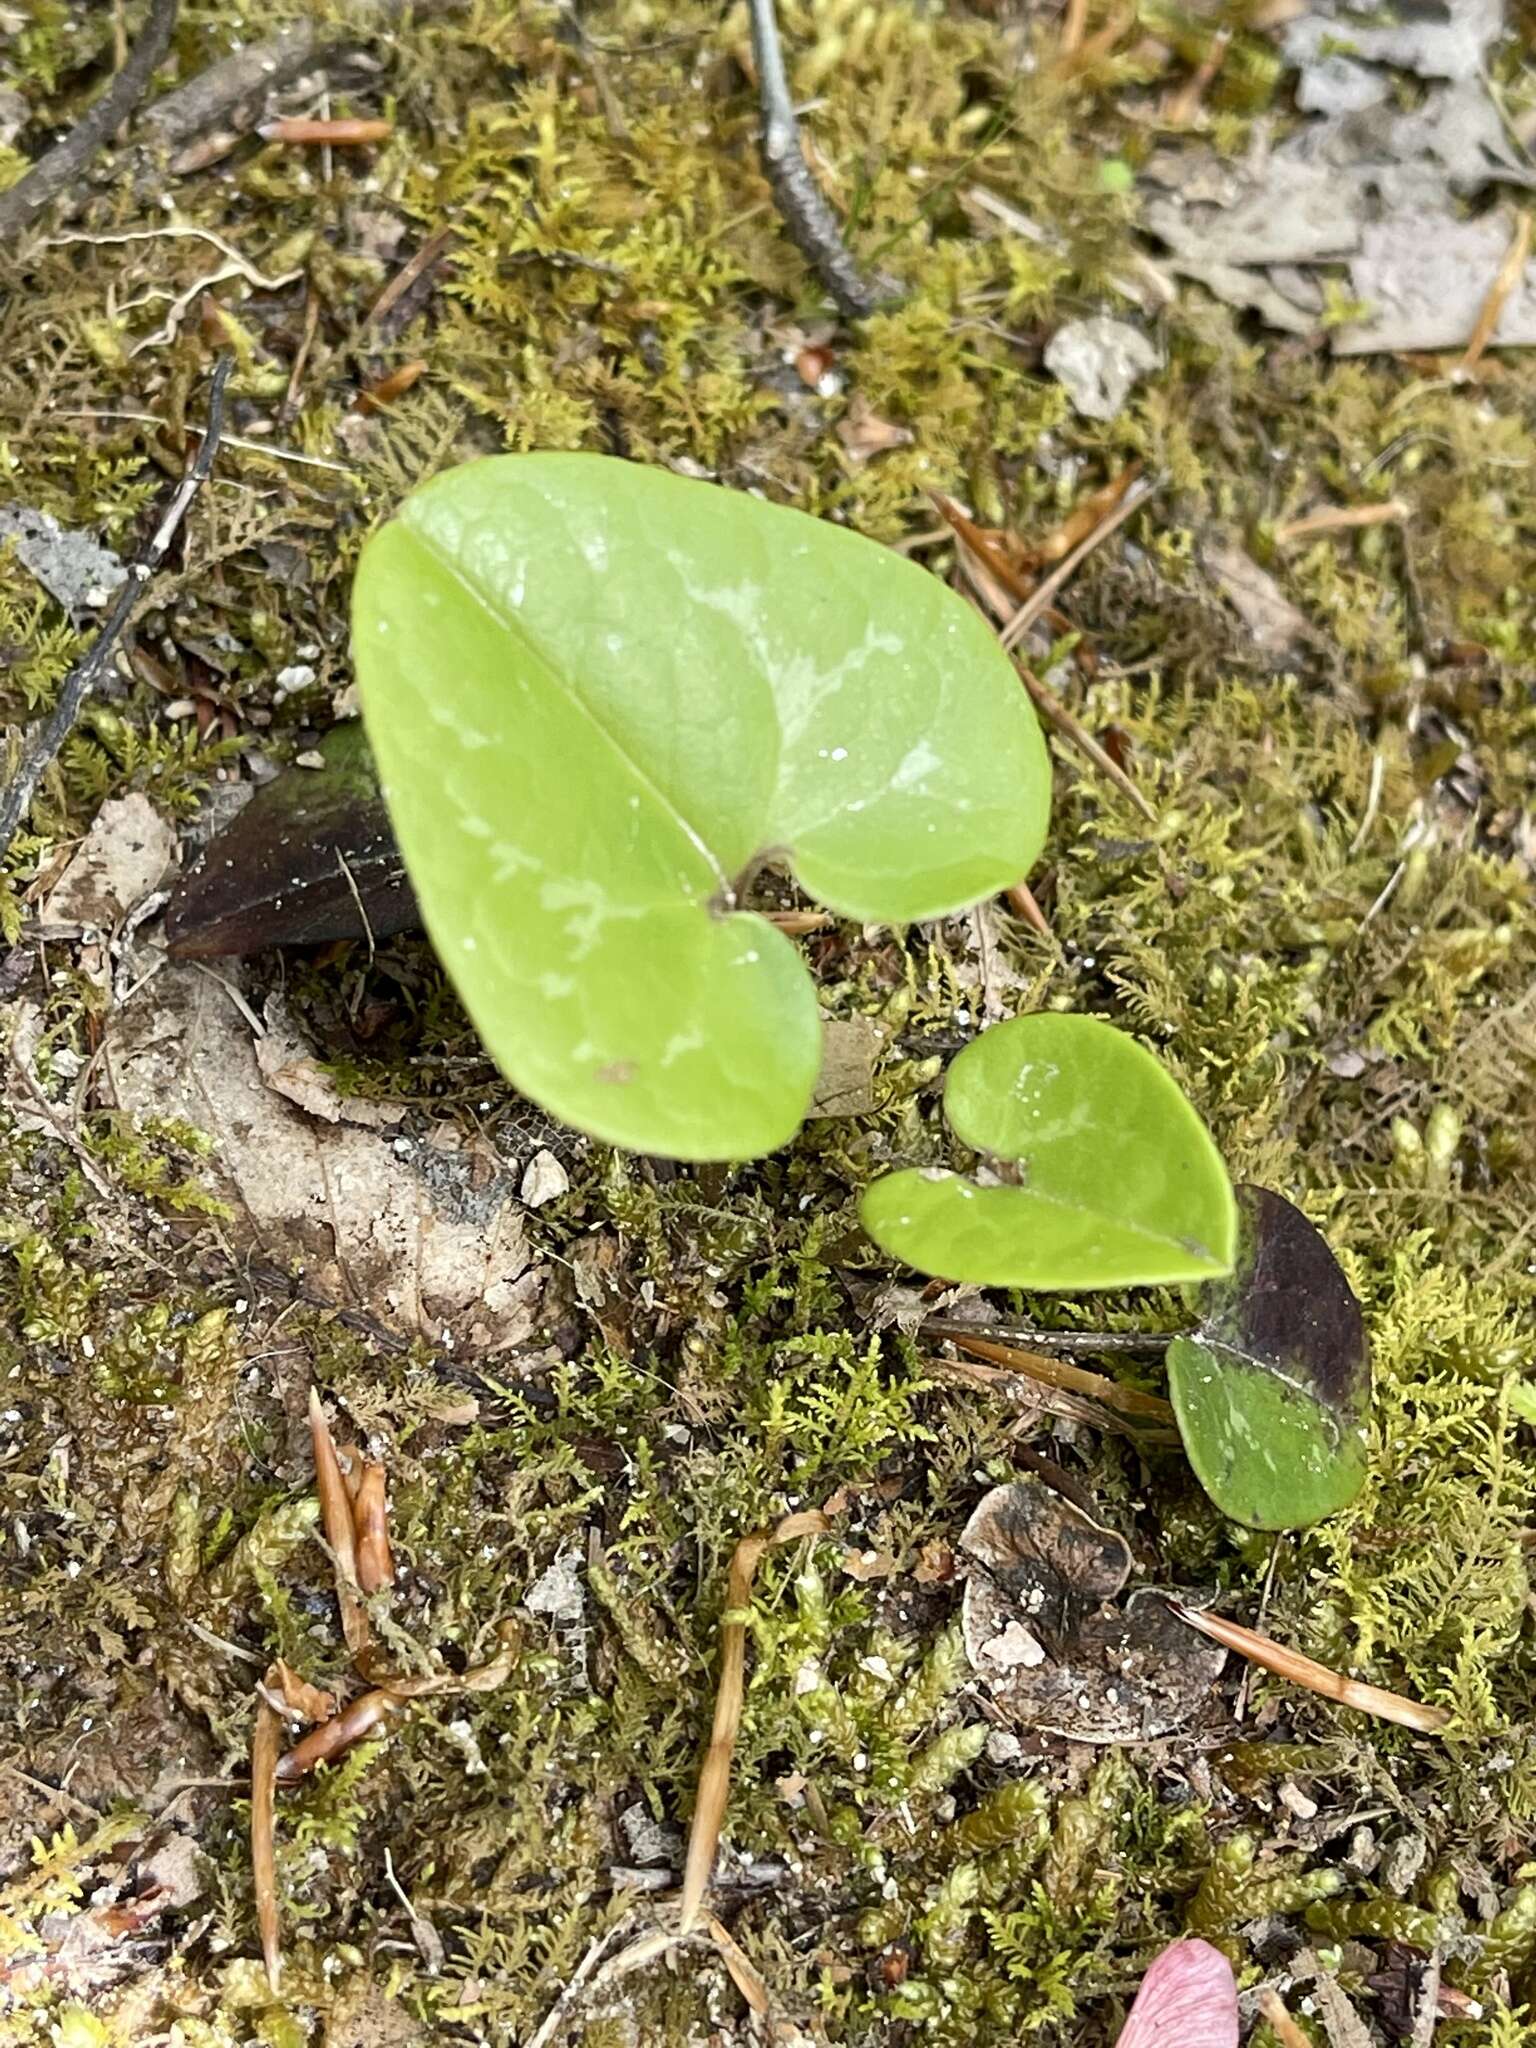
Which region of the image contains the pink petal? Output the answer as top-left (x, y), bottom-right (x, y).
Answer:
top-left (1116, 1940), bottom-right (1239, 2048)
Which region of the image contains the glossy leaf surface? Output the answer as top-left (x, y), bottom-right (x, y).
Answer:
top-left (861, 1013), bottom-right (1236, 1289)
top-left (1168, 1184), bottom-right (1369, 1529)
top-left (353, 454), bottom-right (1049, 1159)
top-left (166, 723), bottom-right (417, 957)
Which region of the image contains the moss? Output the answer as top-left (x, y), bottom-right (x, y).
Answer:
top-left (0, 0), bottom-right (1533, 2041)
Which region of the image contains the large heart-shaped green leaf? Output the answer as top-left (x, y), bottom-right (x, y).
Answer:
top-left (860, 1013), bottom-right (1236, 1289)
top-left (1168, 1185), bottom-right (1369, 1529)
top-left (353, 455), bottom-right (1048, 1159)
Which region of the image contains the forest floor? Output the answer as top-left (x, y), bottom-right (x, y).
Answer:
top-left (2, 3), bottom-right (1536, 2045)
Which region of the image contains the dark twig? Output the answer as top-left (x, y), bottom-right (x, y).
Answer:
top-left (0, 353), bottom-right (234, 858)
top-left (0, 0), bottom-right (180, 240)
top-left (747, 0), bottom-right (896, 320)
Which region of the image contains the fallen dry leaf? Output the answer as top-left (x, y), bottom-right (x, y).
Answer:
top-left (255, 995), bottom-right (405, 1128)
top-left (960, 1478), bottom-right (1225, 1741)
top-left (809, 1014), bottom-right (884, 1118)
top-left (1201, 538), bottom-right (1312, 661)
top-left (102, 963), bottom-right (543, 1350)
top-left (835, 393), bottom-right (913, 463)
top-left (43, 794), bottom-right (176, 929)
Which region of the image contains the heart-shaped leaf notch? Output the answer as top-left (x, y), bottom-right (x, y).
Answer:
top-left (1168, 1184), bottom-right (1370, 1530)
top-left (353, 454), bottom-right (1050, 1160)
top-left (860, 1012), bottom-right (1237, 1289)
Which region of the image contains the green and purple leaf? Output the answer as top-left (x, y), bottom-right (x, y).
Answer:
top-left (1168, 1184), bottom-right (1369, 1530)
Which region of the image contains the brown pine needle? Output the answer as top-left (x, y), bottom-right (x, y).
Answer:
top-left (1276, 499), bottom-right (1411, 544)
top-left (1001, 479), bottom-right (1155, 650)
top-left (929, 490), bottom-right (1033, 603)
top-left (764, 908), bottom-right (834, 935)
top-left (1164, 1598), bottom-right (1452, 1734)
top-left (947, 1332), bottom-right (1176, 1423)
top-left (275, 1689), bottom-right (403, 1783)
top-left (1459, 210), bottom-right (1531, 378)
top-left (353, 1461), bottom-right (394, 1593)
top-left (259, 116), bottom-right (394, 146)
top-left (1162, 27), bottom-right (1231, 127)
top-left (1005, 879), bottom-right (1053, 938)
top-left (929, 485), bottom-right (1156, 824)
top-left (367, 222), bottom-right (457, 328)
top-left (251, 1692), bottom-right (283, 1992)
top-left (308, 1388), bottom-right (370, 1661)
top-left (1059, 0), bottom-right (1090, 56)
top-left (678, 1510), bottom-right (830, 1935)
top-left (1017, 660), bottom-right (1158, 823)
top-left (1257, 1988), bottom-right (1313, 2048)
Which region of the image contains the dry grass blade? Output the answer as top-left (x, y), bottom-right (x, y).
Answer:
top-left (1162, 27), bottom-right (1231, 127)
top-left (1258, 1987), bottom-right (1313, 2048)
top-left (1164, 1598), bottom-right (1452, 1734)
top-left (308, 1387), bottom-right (370, 1660)
top-left (353, 1461), bottom-right (394, 1593)
top-left (929, 1354), bottom-right (1181, 1445)
top-left (678, 1509), bottom-right (831, 1935)
top-left (1000, 479), bottom-right (1155, 650)
top-left (1276, 499), bottom-right (1411, 543)
top-left (251, 1692), bottom-right (283, 1991)
top-left (946, 1332), bottom-right (1176, 1423)
top-left (1459, 210), bottom-right (1531, 379)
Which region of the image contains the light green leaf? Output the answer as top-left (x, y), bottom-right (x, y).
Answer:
top-left (353, 454), bottom-right (1048, 1159)
top-left (859, 1013), bottom-right (1236, 1289)
top-left (1168, 1185), bottom-right (1369, 1529)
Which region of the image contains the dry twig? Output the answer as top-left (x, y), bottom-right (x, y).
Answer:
top-left (260, 115), bottom-right (393, 146)
top-left (746, 0), bottom-right (895, 319)
top-left (1164, 1598), bottom-right (1452, 1734)
top-left (0, 0), bottom-right (179, 239)
top-left (0, 354), bottom-right (234, 857)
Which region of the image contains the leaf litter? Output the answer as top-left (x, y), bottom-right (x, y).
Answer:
top-left (102, 962), bottom-right (545, 1350)
top-left (1142, 8), bottom-right (1536, 355)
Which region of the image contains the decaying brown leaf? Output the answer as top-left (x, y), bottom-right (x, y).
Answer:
top-left (960, 1479), bottom-right (1225, 1742)
top-left (102, 964), bottom-right (543, 1350)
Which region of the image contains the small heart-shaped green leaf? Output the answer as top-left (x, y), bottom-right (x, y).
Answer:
top-left (1168, 1184), bottom-right (1369, 1529)
top-left (353, 455), bottom-right (1049, 1159)
top-left (860, 1013), bottom-right (1236, 1289)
